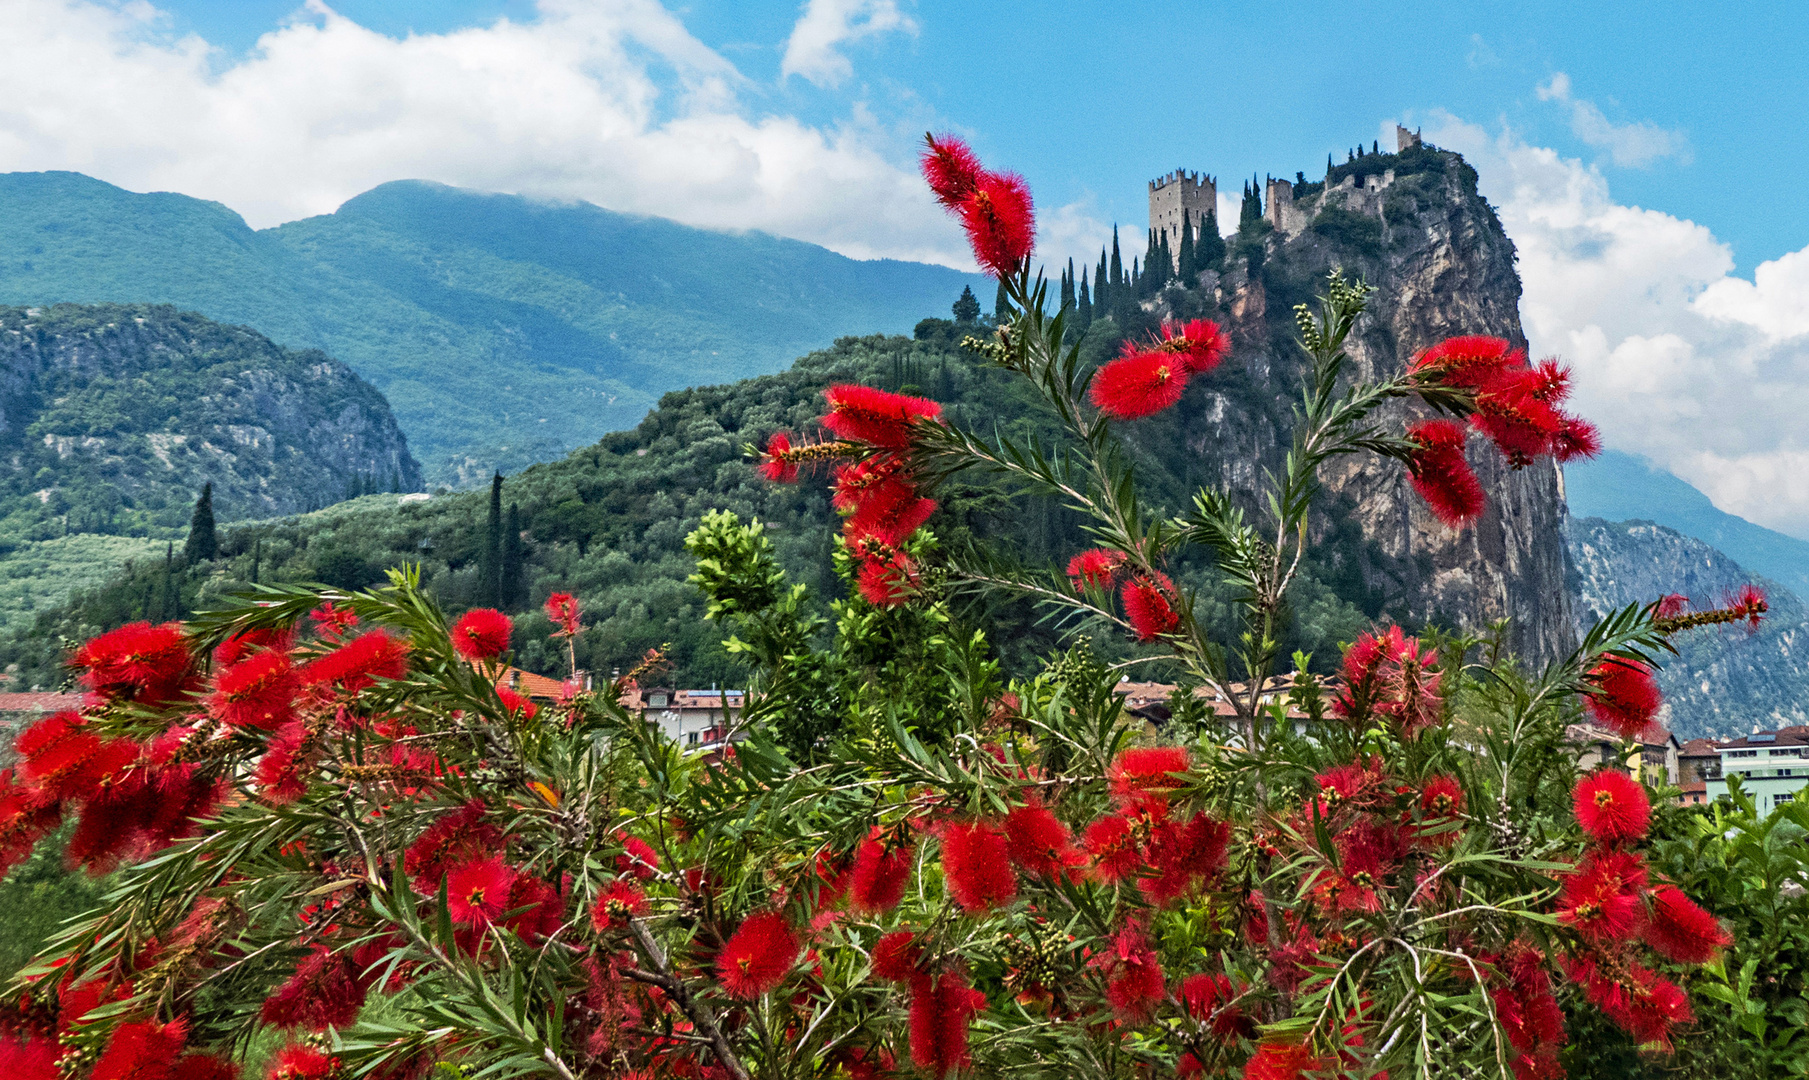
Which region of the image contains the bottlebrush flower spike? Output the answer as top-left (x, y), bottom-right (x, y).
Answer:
top-left (1584, 657), bottom-right (1662, 739)
top-left (849, 826), bottom-right (915, 914)
top-left (1161, 318), bottom-right (1230, 374)
top-left (821, 385), bottom-right (942, 450)
top-left (210, 650), bottom-right (297, 730)
top-left (1644, 884), bottom-right (1731, 963)
top-left (444, 856), bottom-right (515, 927)
top-left (1655, 593), bottom-right (1690, 619)
top-left (1552, 415), bottom-right (1602, 462)
top-left (959, 170), bottom-right (1036, 278)
top-left (544, 592), bottom-right (581, 636)
top-left (405, 800), bottom-right (502, 892)
top-left (452, 608), bottom-right (512, 661)
top-left (1122, 574), bottom-right (1180, 641)
top-left (0, 771), bottom-right (62, 876)
top-left (260, 947), bottom-right (364, 1030)
top-left (718, 911), bottom-right (800, 999)
top-left (615, 833), bottom-right (660, 880)
top-left (941, 819), bottom-right (1017, 912)
top-left (1083, 814), bottom-right (1141, 883)
top-left (496, 686), bottom-right (538, 720)
top-left (1089, 349), bottom-right (1189, 419)
top-left (1179, 972), bottom-right (1253, 1038)
top-left (213, 626), bottom-right (292, 666)
top-left (1109, 746), bottom-right (1191, 806)
top-left (1002, 803), bottom-right (1084, 880)
top-left (1066, 548), bottom-right (1125, 589)
top-left (0, 1035), bottom-right (58, 1080)
top-left (298, 629), bottom-right (408, 691)
top-left (871, 931), bottom-right (922, 982)
top-left (908, 969), bottom-right (986, 1077)
top-left (1406, 419), bottom-right (1485, 527)
top-left (591, 879), bottom-right (647, 931)
top-left (73, 621), bottom-right (193, 707)
top-left (1730, 584), bottom-right (1769, 632)
top-left (1242, 1041), bottom-right (1320, 1080)
top-left (14, 711), bottom-right (138, 803)
top-left (1093, 924), bottom-right (1165, 1021)
top-left (758, 431), bottom-right (801, 483)
top-left (92, 1019), bottom-right (188, 1080)
top-left (1410, 335), bottom-right (1521, 389)
top-left (266, 1044), bottom-right (337, 1080)
top-left (1413, 774), bottom-right (1464, 847)
top-left (1556, 849), bottom-right (1648, 943)
top-left (920, 133), bottom-right (983, 209)
top-left (832, 456), bottom-right (905, 510)
top-left (857, 550), bottom-right (919, 607)
top-left (309, 601), bottom-right (358, 639)
top-left (843, 477), bottom-right (936, 548)
top-left (1573, 770), bottom-right (1650, 844)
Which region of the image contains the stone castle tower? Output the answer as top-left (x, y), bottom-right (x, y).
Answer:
top-left (1148, 169), bottom-right (1215, 254)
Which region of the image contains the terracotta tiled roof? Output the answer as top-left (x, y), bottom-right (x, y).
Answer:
top-left (483, 666), bottom-right (570, 701)
top-left (1681, 739), bottom-right (1720, 757)
top-left (618, 686), bottom-right (746, 712)
top-left (1112, 676), bottom-right (1340, 721)
top-left (1718, 727), bottom-right (1809, 749)
top-left (1680, 778), bottom-right (1707, 794)
top-left (0, 692), bottom-right (84, 714)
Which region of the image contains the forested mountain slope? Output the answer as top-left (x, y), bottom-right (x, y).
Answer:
top-left (0, 172), bottom-right (989, 483)
top-left (1566, 516), bottom-right (1809, 740)
top-left (0, 303), bottom-right (420, 539)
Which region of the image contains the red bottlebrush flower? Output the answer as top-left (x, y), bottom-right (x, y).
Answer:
top-left (73, 621), bottom-right (193, 707)
top-left (1655, 593), bottom-right (1690, 619)
top-left (444, 856), bottom-right (515, 927)
top-left (1729, 584), bottom-right (1769, 632)
top-left (821, 384), bottom-right (941, 450)
top-left (265, 1044), bottom-right (337, 1080)
top-left (843, 477), bottom-right (936, 548)
top-left (1092, 924), bottom-right (1165, 1021)
top-left (91, 1018), bottom-right (187, 1080)
top-left (0, 770), bottom-right (62, 877)
top-left (1110, 746), bottom-right (1191, 806)
top-left (1583, 656), bottom-right (1662, 739)
top-left (213, 626), bottom-right (293, 666)
top-left (1644, 884), bottom-right (1731, 963)
top-left (504, 875), bottom-right (565, 942)
top-left (14, 711), bottom-right (138, 803)
top-left (1410, 335), bottom-right (1521, 389)
top-left (849, 827), bottom-right (915, 913)
top-left (1552, 415), bottom-right (1602, 462)
top-left (591, 879), bottom-right (647, 931)
top-left (0, 1033), bottom-right (60, 1080)
top-left (544, 592), bottom-right (581, 637)
top-left (308, 602), bottom-right (358, 639)
top-left (758, 431), bottom-right (800, 483)
top-left (299, 629), bottom-right (408, 691)
top-left (1122, 575), bottom-right (1180, 641)
top-left (717, 911), bottom-right (800, 999)
top-left (210, 649), bottom-right (297, 730)
top-left (1143, 812), bottom-right (1231, 904)
top-left (1614, 969), bottom-right (1693, 1050)
top-left (496, 686), bottom-right (539, 720)
top-left (941, 819), bottom-right (1017, 913)
top-left (1089, 349), bottom-right (1189, 419)
top-left (921, 133), bottom-right (983, 209)
top-left (1573, 770), bottom-right (1650, 844)
top-left (1556, 850), bottom-right (1649, 943)
top-left (1406, 419), bottom-right (1485, 528)
top-left (832, 456), bottom-right (904, 511)
top-left (616, 833), bottom-right (660, 880)
top-left (1163, 318), bottom-right (1230, 375)
top-left (1083, 814), bottom-right (1141, 883)
top-left (260, 948), bottom-right (365, 1031)
top-left (856, 551), bottom-right (918, 607)
top-left (1472, 368), bottom-right (1565, 467)
top-left (451, 608), bottom-right (512, 661)
top-left (958, 170), bottom-right (1035, 278)
top-left (871, 931), bottom-right (921, 982)
top-left (1510, 1049), bottom-right (1566, 1080)
top-left (908, 969), bottom-right (986, 1077)
top-left (1002, 803), bottom-right (1084, 880)
top-left (1179, 972), bottom-right (1253, 1039)
top-left (1413, 774), bottom-right (1465, 847)
top-left (170, 1056), bottom-right (237, 1080)
top-left (1066, 548), bottom-right (1125, 589)
top-left (405, 800), bottom-right (501, 892)
top-left (1242, 1041), bottom-right (1320, 1080)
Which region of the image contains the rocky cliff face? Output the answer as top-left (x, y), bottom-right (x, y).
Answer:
top-left (0, 304), bottom-right (422, 535)
top-left (1566, 516), bottom-right (1809, 739)
top-left (1146, 146), bottom-right (1574, 667)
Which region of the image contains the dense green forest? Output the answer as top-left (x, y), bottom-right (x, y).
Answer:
top-left (0, 172), bottom-right (989, 483)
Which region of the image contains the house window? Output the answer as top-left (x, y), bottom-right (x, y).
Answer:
top-left (1778, 794), bottom-right (1795, 806)
top-left (687, 731), bottom-right (699, 745)
top-left (1727, 750), bottom-right (1758, 758)
top-left (649, 693), bottom-right (668, 708)
top-left (1783, 769), bottom-right (1796, 778)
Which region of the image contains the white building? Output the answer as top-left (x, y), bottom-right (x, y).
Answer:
top-left (1705, 727), bottom-right (1809, 811)
top-left (620, 686), bottom-right (743, 752)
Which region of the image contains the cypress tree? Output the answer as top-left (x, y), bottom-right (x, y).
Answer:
top-left (1095, 253), bottom-right (1108, 312)
top-left (952, 285), bottom-right (980, 324)
top-left (1372, 139), bottom-right (1379, 154)
top-left (994, 279), bottom-right (1011, 322)
top-left (1061, 259), bottom-right (1076, 311)
top-left (1077, 272), bottom-right (1092, 327)
top-left (502, 502), bottom-right (525, 609)
top-left (183, 482), bottom-right (217, 563)
top-left (1177, 208), bottom-right (1196, 281)
top-left (1109, 228), bottom-right (1123, 290)
top-left (1239, 178), bottom-right (1263, 230)
top-left (159, 542), bottom-right (175, 622)
top-left (1199, 208), bottom-right (1225, 268)
top-left (251, 537), bottom-right (262, 585)
top-left (482, 472), bottom-right (503, 608)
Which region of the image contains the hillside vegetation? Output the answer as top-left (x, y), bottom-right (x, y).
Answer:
top-left (0, 172), bottom-right (989, 483)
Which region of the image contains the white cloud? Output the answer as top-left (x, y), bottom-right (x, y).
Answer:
top-left (779, 0), bottom-right (914, 89)
top-left (0, 0), bottom-right (969, 264)
top-left (1536, 72), bottom-right (1691, 168)
top-left (1428, 113), bottom-right (1809, 538)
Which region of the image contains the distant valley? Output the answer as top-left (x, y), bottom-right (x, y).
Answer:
top-left (0, 172), bottom-right (989, 485)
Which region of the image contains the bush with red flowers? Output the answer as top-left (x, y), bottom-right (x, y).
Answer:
top-left (0, 131), bottom-right (1774, 1080)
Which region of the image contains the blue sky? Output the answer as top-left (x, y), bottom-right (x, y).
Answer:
top-left (153, 0), bottom-right (1806, 273)
top-left (3, 0), bottom-right (1809, 538)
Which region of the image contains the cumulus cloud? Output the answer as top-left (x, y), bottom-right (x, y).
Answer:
top-left (779, 0), bottom-right (915, 89)
top-left (1428, 113), bottom-right (1809, 538)
top-left (0, 0), bottom-right (967, 264)
top-left (1536, 72), bottom-right (1691, 168)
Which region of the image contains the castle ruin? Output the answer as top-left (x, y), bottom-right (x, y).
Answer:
top-left (1148, 169), bottom-right (1216, 255)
